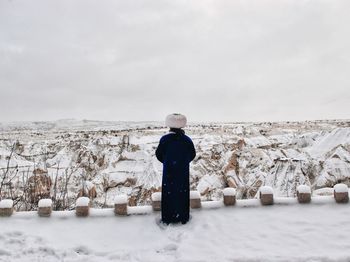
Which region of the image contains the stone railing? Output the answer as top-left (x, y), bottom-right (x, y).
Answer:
top-left (0, 183), bottom-right (349, 218)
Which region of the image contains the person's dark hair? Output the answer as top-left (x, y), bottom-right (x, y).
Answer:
top-left (170, 127), bottom-right (185, 135)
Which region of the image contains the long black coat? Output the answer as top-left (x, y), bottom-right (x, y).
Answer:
top-left (155, 131), bottom-right (196, 224)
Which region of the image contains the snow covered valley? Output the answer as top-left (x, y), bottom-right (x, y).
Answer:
top-left (1, 119), bottom-right (350, 211)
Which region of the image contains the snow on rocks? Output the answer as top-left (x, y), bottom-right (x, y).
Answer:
top-left (38, 199), bottom-right (52, 208)
top-left (190, 191), bottom-right (201, 209)
top-left (223, 188), bottom-right (236, 196)
top-left (114, 194), bottom-right (128, 204)
top-left (259, 186), bottom-right (274, 195)
top-left (297, 185), bottom-right (311, 194)
top-left (151, 192), bottom-right (161, 211)
top-left (308, 128), bottom-right (350, 159)
top-left (334, 183), bottom-right (348, 193)
top-left (1, 120), bottom-right (350, 210)
top-left (0, 199), bottom-right (13, 208)
top-left (0, 199), bottom-right (13, 217)
top-left (245, 135), bottom-right (271, 148)
top-left (114, 195), bottom-right (128, 216)
top-left (106, 172), bottom-right (137, 187)
top-left (78, 181), bottom-right (97, 199)
top-left (223, 187), bottom-right (236, 206)
top-left (190, 191), bottom-right (200, 199)
top-left (38, 199), bottom-right (52, 217)
top-left (76, 197), bottom-right (90, 217)
top-left (151, 192), bottom-right (162, 202)
top-left (197, 174), bottom-right (223, 196)
top-left (333, 183), bottom-right (349, 203)
top-left (259, 186), bottom-right (274, 205)
top-left (296, 185), bottom-right (311, 204)
top-left (322, 158), bottom-right (350, 183)
top-left (76, 197), bottom-right (90, 207)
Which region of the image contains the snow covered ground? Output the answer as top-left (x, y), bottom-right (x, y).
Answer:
top-left (1, 200), bottom-right (350, 262)
top-left (1, 119), bottom-right (350, 261)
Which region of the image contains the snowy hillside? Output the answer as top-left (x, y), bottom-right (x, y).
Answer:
top-left (0, 119), bottom-right (350, 211)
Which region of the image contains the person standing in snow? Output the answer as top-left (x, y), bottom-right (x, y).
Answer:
top-left (155, 113), bottom-right (196, 224)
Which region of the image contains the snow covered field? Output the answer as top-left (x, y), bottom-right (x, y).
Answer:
top-left (1, 200), bottom-right (350, 262)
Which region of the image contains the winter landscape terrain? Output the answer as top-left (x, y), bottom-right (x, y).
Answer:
top-left (1, 119), bottom-right (350, 262)
top-left (1, 119), bottom-right (350, 210)
top-left (1, 0), bottom-right (350, 260)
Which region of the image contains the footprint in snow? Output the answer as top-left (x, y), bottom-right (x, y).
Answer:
top-left (5, 231), bottom-right (23, 237)
top-left (0, 249), bottom-right (11, 257)
top-left (156, 243), bottom-right (178, 254)
top-left (74, 245), bottom-right (91, 255)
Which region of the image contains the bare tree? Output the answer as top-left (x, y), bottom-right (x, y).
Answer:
top-left (0, 142), bottom-right (16, 199)
top-left (52, 166), bottom-right (78, 211)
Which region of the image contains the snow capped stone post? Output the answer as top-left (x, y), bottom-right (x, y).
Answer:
top-left (223, 188), bottom-right (236, 206)
top-left (151, 192), bottom-right (161, 211)
top-left (38, 199), bottom-right (53, 217)
top-left (259, 186), bottom-right (274, 206)
top-left (190, 191), bottom-right (201, 209)
top-left (333, 184), bottom-right (349, 203)
top-left (76, 197), bottom-right (90, 217)
top-left (296, 185), bottom-right (311, 204)
top-left (0, 199), bottom-right (14, 217)
top-left (114, 195), bottom-right (128, 216)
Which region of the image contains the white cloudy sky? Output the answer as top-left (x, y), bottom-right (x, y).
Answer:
top-left (0, 0), bottom-right (349, 122)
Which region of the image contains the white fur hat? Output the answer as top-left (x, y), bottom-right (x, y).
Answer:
top-left (165, 113), bottom-right (187, 129)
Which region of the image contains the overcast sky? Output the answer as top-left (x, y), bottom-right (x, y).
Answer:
top-left (0, 0), bottom-right (349, 123)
